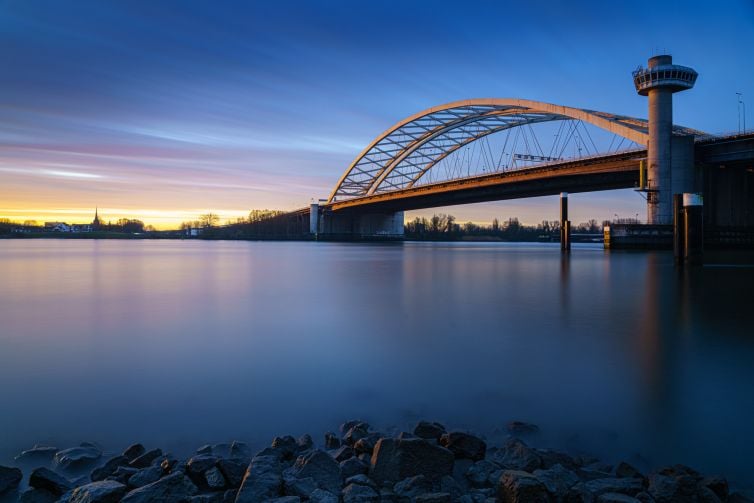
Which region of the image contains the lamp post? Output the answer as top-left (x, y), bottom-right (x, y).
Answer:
top-left (738, 93), bottom-right (746, 133)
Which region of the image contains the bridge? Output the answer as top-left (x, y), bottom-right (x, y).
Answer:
top-left (235, 55), bottom-right (754, 250)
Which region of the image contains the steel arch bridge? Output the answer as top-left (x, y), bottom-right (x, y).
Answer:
top-left (327, 98), bottom-right (704, 203)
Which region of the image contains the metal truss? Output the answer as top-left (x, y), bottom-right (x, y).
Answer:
top-left (327, 99), bottom-right (706, 203)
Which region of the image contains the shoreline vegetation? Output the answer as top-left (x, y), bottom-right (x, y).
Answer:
top-left (1, 419), bottom-right (749, 503)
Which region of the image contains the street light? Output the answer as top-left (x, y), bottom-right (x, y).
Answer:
top-left (737, 93), bottom-right (746, 133)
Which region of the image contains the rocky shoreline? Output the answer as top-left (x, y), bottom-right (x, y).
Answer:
top-left (0, 420), bottom-right (750, 503)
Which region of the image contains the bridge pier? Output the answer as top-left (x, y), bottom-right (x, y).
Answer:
top-left (560, 192), bottom-right (570, 252)
top-left (314, 206), bottom-right (404, 240)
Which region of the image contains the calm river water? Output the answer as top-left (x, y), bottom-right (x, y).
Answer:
top-left (1, 240), bottom-right (753, 489)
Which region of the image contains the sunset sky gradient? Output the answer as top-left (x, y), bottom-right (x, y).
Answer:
top-left (1, 0), bottom-right (753, 228)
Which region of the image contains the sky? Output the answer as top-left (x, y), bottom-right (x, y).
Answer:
top-left (1, 0), bottom-right (753, 229)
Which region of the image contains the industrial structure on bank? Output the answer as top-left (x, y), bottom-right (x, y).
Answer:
top-left (236, 55), bottom-right (754, 259)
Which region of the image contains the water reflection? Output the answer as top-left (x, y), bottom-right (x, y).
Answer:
top-left (0, 241), bottom-right (753, 492)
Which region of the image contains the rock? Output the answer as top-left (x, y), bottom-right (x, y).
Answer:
top-left (29, 467), bottom-right (73, 495)
top-left (310, 488), bottom-right (339, 503)
top-left (598, 494), bottom-right (642, 503)
top-left (69, 480), bottom-right (128, 503)
top-left (190, 494), bottom-right (226, 503)
top-left (397, 432), bottom-right (415, 440)
top-left (121, 471), bottom-right (198, 503)
top-left (440, 432), bottom-right (486, 462)
top-left (15, 445), bottom-right (59, 465)
top-left (283, 475), bottom-right (318, 498)
top-left (109, 466), bottom-right (138, 484)
top-left (229, 441), bottom-right (251, 460)
top-left (369, 438), bottom-right (454, 485)
top-left (122, 444), bottom-right (146, 462)
top-left (0, 465), bottom-right (23, 494)
top-left (129, 448), bottom-right (162, 469)
top-left (729, 493), bottom-right (754, 503)
top-left (291, 449), bottom-right (342, 494)
top-left (537, 449), bottom-right (580, 470)
top-left (415, 493), bottom-right (452, 503)
top-left (343, 424), bottom-right (370, 446)
top-left (572, 477), bottom-right (644, 499)
top-left (648, 471), bottom-right (699, 502)
top-left (340, 457), bottom-right (369, 479)
top-left (506, 421), bottom-right (540, 436)
top-left (342, 482), bottom-right (379, 502)
top-left (332, 445), bottom-right (354, 462)
top-left (393, 475), bottom-right (431, 498)
top-left (340, 421), bottom-right (366, 436)
top-left (344, 474), bottom-right (377, 489)
top-left (128, 466), bottom-right (162, 488)
top-left (615, 462), bottom-right (644, 479)
top-left (272, 436), bottom-right (299, 458)
top-left (18, 488), bottom-right (58, 503)
top-left (235, 455), bottom-right (283, 503)
top-left (466, 460), bottom-right (499, 488)
top-left (212, 443), bottom-right (232, 459)
top-left (54, 445), bottom-right (102, 471)
top-left (354, 435), bottom-right (379, 456)
top-left (324, 433), bottom-right (341, 450)
top-left (440, 475), bottom-right (464, 499)
top-left (268, 498), bottom-right (301, 503)
top-left (186, 455), bottom-right (220, 487)
top-left (491, 438), bottom-right (542, 472)
top-left (298, 435), bottom-right (314, 451)
top-left (533, 463), bottom-right (580, 495)
top-left (206, 466), bottom-right (227, 490)
top-left (414, 421), bottom-right (447, 440)
top-left (700, 476), bottom-right (728, 501)
top-left (197, 445), bottom-right (213, 455)
top-left (497, 470), bottom-right (549, 503)
top-left (217, 458), bottom-right (248, 488)
top-left (90, 455), bottom-right (129, 481)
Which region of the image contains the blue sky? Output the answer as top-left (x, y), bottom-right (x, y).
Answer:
top-left (1, 0), bottom-right (752, 227)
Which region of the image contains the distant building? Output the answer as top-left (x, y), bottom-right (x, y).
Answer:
top-left (71, 224), bottom-right (92, 232)
top-left (44, 222), bottom-right (71, 232)
top-left (91, 208), bottom-right (102, 230)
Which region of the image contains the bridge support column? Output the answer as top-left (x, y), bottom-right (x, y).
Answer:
top-left (560, 192), bottom-right (570, 252)
top-left (682, 193), bottom-right (704, 265)
top-left (318, 210), bottom-right (404, 240)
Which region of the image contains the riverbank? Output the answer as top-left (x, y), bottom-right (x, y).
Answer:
top-left (1, 420), bottom-right (750, 503)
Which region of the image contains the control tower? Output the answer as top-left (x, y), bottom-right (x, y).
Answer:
top-left (633, 55), bottom-right (697, 224)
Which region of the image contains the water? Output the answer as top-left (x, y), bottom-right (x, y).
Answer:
top-left (1, 239), bottom-right (753, 490)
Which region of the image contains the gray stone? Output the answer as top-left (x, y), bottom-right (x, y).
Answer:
top-left (648, 471), bottom-right (698, 502)
top-left (229, 441), bottom-right (251, 460)
top-left (110, 466), bottom-right (138, 484)
top-left (129, 448), bottom-right (163, 469)
top-left (206, 466), bottom-right (227, 490)
top-left (271, 436), bottom-right (299, 460)
top-left (268, 498), bottom-right (301, 503)
top-left (18, 488), bottom-right (58, 503)
top-left (128, 465), bottom-right (162, 488)
top-left (187, 455), bottom-right (220, 487)
top-left (598, 494), bottom-right (642, 503)
top-left (121, 472), bottom-right (198, 503)
top-left (497, 470), bottom-right (549, 503)
top-left (414, 421), bottom-right (446, 440)
top-left (536, 448), bottom-right (580, 470)
top-left (332, 445), bottom-right (355, 462)
top-left (440, 475), bottom-right (463, 499)
top-left (298, 435), bottom-right (314, 451)
top-left (90, 455), bottom-right (129, 482)
top-left (69, 480), bottom-right (128, 503)
top-left (291, 449), bottom-right (342, 494)
top-left (573, 477), bottom-right (644, 499)
top-left (491, 438), bottom-right (542, 472)
top-left (310, 488), bottom-right (339, 503)
top-left (29, 467), bottom-right (73, 495)
top-left (54, 446), bottom-right (102, 471)
top-left (506, 421), bottom-right (540, 436)
top-left (0, 465), bottom-right (22, 494)
top-left (217, 458), bottom-right (248, 488)
top-left (324, 433), bottom-right (341, 450)
top-left (700, 476), bottom-right (728, 501)
top-left (415, 493), bottom-right (451, 503)
top-left (342, 482), bottom-right (379, 503)
top-left (343, 424), bottom-right (370, 446)
top-left (369, 438), bottom-right (454, 485)
top-left (15, 446), bottom-right (59, 465)
top-left (440, 432), bottom-right (486, 461)
top-left (197, 445), bottom-right (213, 455)
top-left (615, 462), bottom-right (644, 479)
top-left (235, 455), bottom-right (283, 503)
top-left (340, 421), bottom-right (367, 436)
top-left (340, 457), bottom-right (369, 479)
top-left (283, 475), bottom-right (317, 498)
top-left (466, 460), bottom-right (499, 488)
top-left (354, 435), bottom-right (379, 456)
top-left (190, 494), bottom-right (226, 503)
top-left (533, 463), bottom-right (581, 495)
top-left (345, 474), bottom-right (377, 489)
top-left (122, 444), bottom-right (146, 462)
top-left (212, 443), bottom-right (232, 459)
top-left (393, 475), bottom-right (431, 498)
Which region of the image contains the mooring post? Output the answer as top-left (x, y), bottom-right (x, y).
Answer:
top-left (673, 193), bottom-right (684, 264)
top-left (683, 193), bottom-right (703, 265)
top-left (560, 192), bottom-right (570, 252)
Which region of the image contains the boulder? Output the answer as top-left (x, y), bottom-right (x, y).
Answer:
top-left (491, 438), bottom-right (542, 472)
top-left (186, 455), bottom-right (220, 487)
top-left (415, 493), bottom-right (452, 503)
top-left (342, 483), bottom-right (379, 502)
top-left (190, 494), bottom-right (226, 503)
top-left (129, 448), bottom-right (162, 469)
top-left (229, 441), bottom-right (251, 460)
top-left (700, 476), bottom-right (728, 501)
top-left (122, 444), bottom-right (146, 462)
top-left (121, 472), bottom-right (198, 503)
top-left (271, 436), bottom-right (299, 460)
top-left (537, 448), bottom-right (580, 470)
top-left (572, 477), bottom-right (644, 500)
top-left (291, 449), bottom-right (342, 494)
top-left (268, 498), bottom-right (301, 503)
top-left (235, 455), bottom-right (283, 503)
top-left (0, 465), bottom-right (22, 494)
top-left (18, 488), bottom-right (58, 503)
top-left (353, 435), bottom-right (379, 456)
top-left (340, 421), bottom-right (366, 436)
top-left (324, 433), bottom-right (341, 450)
top-left (413, 421), bottom-right (447, 440)
top-left (297, 435), bottom-right (314, 452)
top-left (69, 480), bottom-right (128, 503)
top-left (310, 488), bottom-right (339, 503)
top-left (466, 460), bottom-right (499, 488)
top-left (332, 445), bottom-right (354, 462)
top-left (15, 445), bottom-right (59, 465)
top-left (29, 467), bottom-right (73, 495)
top-left (128, 466), bottom-right (162, 488)
top-left (497, 470), bottom-right (549, 503)
top-left (532, 464), bottom-right (581, 495)
top-left (440, 475), bottom-right (463, 499)
top-left (211, 443), bottom-right (232, 459)
top-left (90, 455), bottom-right (129, 481)
top-left (393, 475), bottom-right (431, 499)
top-left (217, 458), bottom-right (248, 488)
top-left (597, 494), bottom-right (642, 503)
top-left (648, 471), bottom-right (699, 502)
top-left (370, 438), bottom-right (454, 485)
top-left (340, 457), bottom-right (369, 479)
top-left (196, 445), bottom-right (213, 455)
top-left (615, 462), bottom-right (644, 479)
top-left (283, 475), bottom-right (318, 498)
top-left (109, 466), bottom-right (138, 484)
top-left (54, 445), bottom-right (102, 471)
top-left (343, 424), bottom-right (370, 446)
top-left (344, 474), bottom-right (377, 489)
top-left (206, 466), bottom-right (227, 490)
top-left (506, 421), bottom-right (540, 436)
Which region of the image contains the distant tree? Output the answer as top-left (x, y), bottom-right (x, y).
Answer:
top-left (492, 218), bottom-right (500, 232)
top-left (199, 213), bottom-right (220, 228)
top-left (23, 220), bottom-right (38, 227)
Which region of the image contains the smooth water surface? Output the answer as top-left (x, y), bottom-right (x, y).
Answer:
top-left (1, 240), bottom-right (753, 488)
